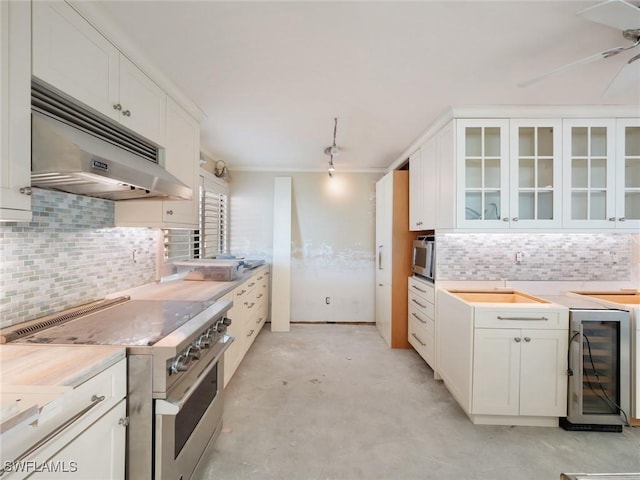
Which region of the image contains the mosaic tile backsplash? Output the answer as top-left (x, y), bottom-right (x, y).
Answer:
top-left (0, 189), bottom-right (158, 328)
top-left (436, 233), bottom-right (631, 281)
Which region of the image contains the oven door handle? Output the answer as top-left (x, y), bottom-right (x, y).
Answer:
top-left (156, 337), bottom-right (234, 416)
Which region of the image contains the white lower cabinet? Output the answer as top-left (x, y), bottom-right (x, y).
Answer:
top-left (473, 328), bottom-right (568, 418)
top-left (407, 277), bottom-right (436, 371)
top-left (437, 289), bottom-right (569, 426)
top-left (223, 266), bottom-right (271, 387)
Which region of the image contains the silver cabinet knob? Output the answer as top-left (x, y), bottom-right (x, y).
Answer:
top-left (514, 337), bottom-right (522, 343)
top-left (524, 337), bottom-right (531, 342)
top-left (113, 103), bottom-right (122, 111)
top-left (609, 217), bottom-right (616, 222)
top-left (512, 217), bottom-right (519, 222)
top-left (502, 217), bottom-right (509, 222)
top-left (619, 217), bottom-right (626, 222)
top-left (417, 221), bottom-right (423, 226)
top-left (166, 210), bottom-right (174, 215)
top-left (122, 109), bottom-right (131, 117)
top-left (19, 187), bottom-right (32, 196)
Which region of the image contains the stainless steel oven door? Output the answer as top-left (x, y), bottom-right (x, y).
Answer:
top-left (154, 339), bottom-right (232, 480)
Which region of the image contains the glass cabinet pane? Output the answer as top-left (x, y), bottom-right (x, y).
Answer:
top-left (485, 128), bottom-right (501, 156)
top-left (590, 191), bottom-right (607, 219)
top-left (538, 127), bottom-right (554, 156)
top-left (484, 191), bottom-right (501, 219)
top-left (625, 158), bottom-right (640, 188)
top-left (625, 192), bottom-right (640, 220)
top-left (465, 192), bottom-right (482, 219)
top-left (591, 127), bottom-right (607, 156)
top-left (572, 127), bottom-right (588, 156)
top-left (466, 159), bottom-right (482, 188)
top-left (519, 158), bottom-right (535, 188)
top-left (572, 159), bottom-right (588, 188)
top-left (538, 158), bottom-right (554, 187)
top-left (625, 127), bottom-right (640, 156)
top-left (518, 192), bottom-right (535, 220)
top-left (519, 127), bottom-right (535, 156)
top-left (538, 191), bottom-right (553, 219)
top-left (466, 128), bottom-right (482, 156)
top-left (591, 159), bottom-right (607, 188)
top-left (485, 158), bottom-right (501, 188)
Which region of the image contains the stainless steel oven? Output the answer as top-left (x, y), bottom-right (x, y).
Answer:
top-left (2, 296), bottom-right (234, 480)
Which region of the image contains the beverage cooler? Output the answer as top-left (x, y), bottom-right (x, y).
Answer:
top-left (562, 308), bottom-right (631, 432)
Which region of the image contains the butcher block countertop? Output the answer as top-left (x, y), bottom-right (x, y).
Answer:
top-left (0, 345), bottom-right (125, 435)
top-left (111, 264), bottom-right (270, 302)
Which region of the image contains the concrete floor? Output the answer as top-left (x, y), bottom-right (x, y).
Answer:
top-left (194, 324), bottom-right (640, 480)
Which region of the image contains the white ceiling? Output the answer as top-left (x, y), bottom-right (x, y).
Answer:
top-left (88, 1), bottom-right (639, 172)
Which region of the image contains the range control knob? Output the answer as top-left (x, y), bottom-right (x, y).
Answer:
top-left (196, 335), bottom-right (211, 350)
top-left (222, 317), bottom-right (232, 327)
top-left (170, 355), bottom-right (189, 374)
top-left (185, 346), bottom-right (200, 361)
top-left (216, 321), bottom-right (226, 333)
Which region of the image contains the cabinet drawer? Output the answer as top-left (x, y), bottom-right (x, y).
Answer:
top-left (408, 277), bottom-right (435, 303)
top-left (409, 292), bottom-right (435, 319)
top-left (409, 305), bottom-right (434, 336)
top-left (474, 309), bottom-right (567, 330)
top-left (408, 315), bottom-right (434, 366)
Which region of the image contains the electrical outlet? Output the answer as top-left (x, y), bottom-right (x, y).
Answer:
top-left (611, 252), bottom-right (618, 265)
top-left (325, 297), bottom-right (331, 305)
top-left (515, 251), bottom-right (524, 264)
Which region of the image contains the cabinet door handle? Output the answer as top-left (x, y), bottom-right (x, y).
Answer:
top-left (247, 329), bottom-right (255, 337)
top-left (497, 316), bottom-right (548, 322)
top-left (417, 221), bottom-right (423, 226)
top-left (113, 103), bottom-right (122, 111)
top-left (19, 187), bottom-right (32, 196)
top-left (411, 312), bottom-right (427, 324)
top-left (619, 217), bottom-right (626, 222)
top-left (378, 245), bottom-right (383, 270)
top-left (524, 337), bottom-right (531, 342)
top-left (256, 317), bottom-right (263, 324)
top-left (411, 299), bottom-right (426, 309)
top-left (609, 217), bottom-right (616, 222)
top-left (411, 333), bottom-right (427, 347)
top-left (502, 217), bottom-right (509, 222)
top-left (122, 109), bottom-right (131, 117)
top-left (166, 210), bottom-right (174, 215)
top-left (514, 337), bottom-right (522, 343)
top-left (512, 217), bottom-right (519, 222)
top-left (411, 285), bottom-right (427, 293)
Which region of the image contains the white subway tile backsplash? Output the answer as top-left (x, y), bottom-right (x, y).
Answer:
top-left (436, 233), bottom-right (631, 281)
top-left (0, 189), bottom-right (158, 328)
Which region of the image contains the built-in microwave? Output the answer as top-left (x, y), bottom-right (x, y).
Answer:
top-left (412, 235), bottom-right (435, 282)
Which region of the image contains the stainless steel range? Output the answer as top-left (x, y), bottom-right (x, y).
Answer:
top-left (1, 296), bottom-right (233, 480)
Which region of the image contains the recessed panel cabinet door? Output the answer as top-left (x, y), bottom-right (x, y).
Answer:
top-left (519, 329), bottom-right (568, 417)
top-left (118, 56), bottom-right (166, 146)
top-left (472, 328), bottom-right (521, 416)
top-left (32, 1), bottom-right (119, 121)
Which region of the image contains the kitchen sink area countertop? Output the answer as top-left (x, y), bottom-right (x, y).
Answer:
top-left (0, 345), bottom-right (125, 436)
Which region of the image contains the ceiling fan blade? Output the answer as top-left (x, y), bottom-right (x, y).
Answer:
top-left (604, 54), bottom-right (640, 96)
top-left (518, 48), bottom-right (624, 87)
top-left (578, 0), bottom-right (640, 32)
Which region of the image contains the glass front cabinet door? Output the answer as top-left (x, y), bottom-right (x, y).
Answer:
top-left (615, 118), bottom-right (640, 230)
top-left (509, 119), bottom-right (562, 229)
top-left (562, 119), bottom-right (616, 229)
top-left (456, 119), bottom-right (509, 229)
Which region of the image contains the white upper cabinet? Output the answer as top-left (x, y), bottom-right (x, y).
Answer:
top-left (32, 1), bottom-right (166, 146)
top-left (0, 0), bottom-right (31, 221)
top-left (509, 119), bottom-right (562, 229)
top-left (456, 119), bottom-right (510, 229)
top-left (115, 98), bottom-right (200, 228)
top-left (615, 118), bottom-right (640, 231)
top-left (562, 119), bottom-right (616, 229)
top-left (409, 138), bottom-right (437, 231)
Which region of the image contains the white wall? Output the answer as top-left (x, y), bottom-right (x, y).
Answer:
top-left (229, 171), bottom-right (383, 323)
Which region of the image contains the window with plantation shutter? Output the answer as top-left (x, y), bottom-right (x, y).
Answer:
top-left (200, 186), bottom-right (229, 258)
top-left (163, 172), bottom-right (229, 263)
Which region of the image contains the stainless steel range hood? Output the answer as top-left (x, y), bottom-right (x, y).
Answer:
top-left (31, 85), bottom-right (192, 201)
